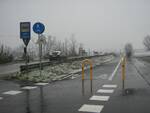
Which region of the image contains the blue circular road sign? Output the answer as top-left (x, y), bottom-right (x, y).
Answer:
top-left (33, 22), bottom-right (45, 34)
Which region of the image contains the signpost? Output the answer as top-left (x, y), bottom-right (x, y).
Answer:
top-left (20, 22), bottom-right (31, 73)
top-left (33, 22), bottom-right (45, 76)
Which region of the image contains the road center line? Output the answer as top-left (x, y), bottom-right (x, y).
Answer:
top-left (108, 57), bottom-right (122, 81)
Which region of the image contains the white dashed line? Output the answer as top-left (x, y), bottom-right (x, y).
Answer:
top-left (102, 84), bottom-right (117, 88)
top-left (21, 86), bottom-right (37, 90)
top-left (3, 90), bottom-right (22, 95)
top-left (90, 95), bottom-right (110, 101)
top-left (35, 83), bottom-right (49, 86)
top-left (78, 104), bottom-right (104, 113)
top-left (97, 89), bottom-right (114, 93)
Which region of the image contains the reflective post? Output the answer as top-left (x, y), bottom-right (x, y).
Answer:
top-left (81, 59), bottom-right (93, 95)
top-left (90, 66), bottom-right (93, 94)
top-left (82, 65), bottom-right (85, 95)
top-left (122, 57), bottom-right (126, 94)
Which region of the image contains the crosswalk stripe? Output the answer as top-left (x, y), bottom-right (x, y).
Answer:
top-left (3, 90), bottom-right (22, 95)
top-left (35, 83), bottom-right (49, 86)
top-left (90, 95), bottom-right (110, 101)
top-left (97, 89), bottom-right (114, 93)
top-left (102, 84), bottom-right (117, 88)
top-left (21, 86), bottom-right (37, 90)
top-left (78, 104), bottom-right (104, 113)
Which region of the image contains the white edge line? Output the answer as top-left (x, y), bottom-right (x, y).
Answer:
top-left (108, 57), bottom-right (123, 81)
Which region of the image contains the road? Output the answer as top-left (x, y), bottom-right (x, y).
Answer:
top-left (0, 63), bottom-right (23, 75)
top-left (0, 57), bottom-right (150, 113)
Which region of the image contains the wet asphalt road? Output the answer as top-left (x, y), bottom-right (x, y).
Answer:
top-left (0, 57), bottom-right (150, 113)
top-left (0, 63), bottom-right (22, 75)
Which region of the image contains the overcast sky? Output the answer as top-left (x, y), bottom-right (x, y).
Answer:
top-left (0, 0), bottom-right (150, 51)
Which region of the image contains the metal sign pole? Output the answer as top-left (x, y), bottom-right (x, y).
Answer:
top-left (39, 34), bottom-right (42, 77)
top-left (122, 57), bottom-right (126, 95)
top-left (24, 46), bottom-right (28, 74)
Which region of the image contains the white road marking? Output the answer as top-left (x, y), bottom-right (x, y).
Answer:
top-left (21, 86), bottom-right (37, 90)
top-left (0, 97), bottom-right (3, 100)
top-left (97, 89), bottom-right (114, 93)
top-left (90, 95), bottom-right (110, 101)
top-left (102, 84), bottom-right (117, 88)
top-left (35, 83), bottom-right (49, 86)
top-left (97, 74), bottom-right (108, 79)
top-left (3, 90), bottom-right (22, 95)
top-left (108, 58), bottom-right (122, 81)
top-left (78, 104), bottom-right (104, 113)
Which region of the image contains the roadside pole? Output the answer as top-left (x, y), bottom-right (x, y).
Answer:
top-left (33, 22), bottom-right (45, 77)
top-left (122, 56), bottom-right (126, 94)
top-left (38, 34), bottom-right (42, 76)
top-left (24, 46), bottom-right (28, 73)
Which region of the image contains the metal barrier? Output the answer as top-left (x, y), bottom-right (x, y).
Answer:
top-left (81, 59), bottom-right (93, 95)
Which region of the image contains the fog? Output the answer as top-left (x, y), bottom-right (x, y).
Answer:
top-left (0, 0), bottom-right (150, 51)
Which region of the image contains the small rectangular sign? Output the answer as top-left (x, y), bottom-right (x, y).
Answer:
top-left (20, 22), bottom-right (31, 39)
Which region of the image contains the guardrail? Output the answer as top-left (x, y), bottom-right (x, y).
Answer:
top-left (20, 54), bottom-right (113, 73)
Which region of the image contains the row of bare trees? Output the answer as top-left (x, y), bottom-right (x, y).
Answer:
top-left (42, 35), bottom-right (80, 57)
top-left (0, 44), bottom-right (13, 64)
top-left (12, 34), bottom-right (83, 61)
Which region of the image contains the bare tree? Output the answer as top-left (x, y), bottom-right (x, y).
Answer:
top-left (55, 40), bottom-right (62, 51)
top-left (12, 44), bottom-right (24, 60)
top-left (143, 35), bottom-right (150, 50)
top-left (64, 38), bottom-right (69, 56)
top-left (42, 34), bottom-right (81, 57)
top-left (69, 34), bottom-right (78, 56)
top-left (0, 43), bottom-right (13, 63)
top-left (124, 43), bottom-right (133, 58)
top-left (27, 41), bottom-right (37, 60)
top-left (45, 36), bottom-right (57, 55)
